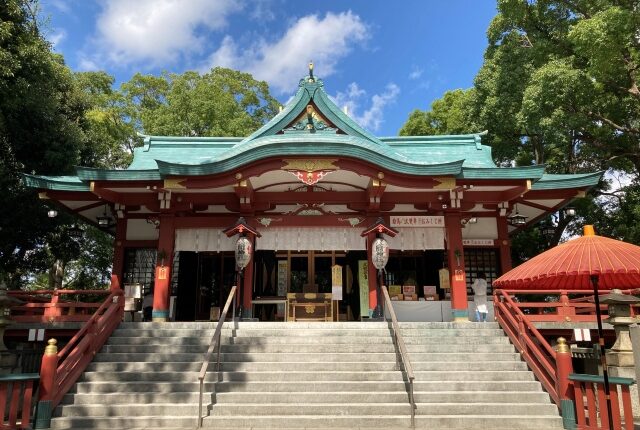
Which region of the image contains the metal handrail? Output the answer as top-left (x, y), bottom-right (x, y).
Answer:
top-left (197, 285), bottom-right (237, 428)
top-left (381, 285), bottom-right (416, 428)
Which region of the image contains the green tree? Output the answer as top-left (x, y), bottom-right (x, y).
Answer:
top-left (122, 68), bottom-right (279, 137)
top-left (399, 89), bottom-right (478, 136)
top-left (0, 0), bottom-right (88, 287)
top-left (400, 0), bottom-right (640, 255)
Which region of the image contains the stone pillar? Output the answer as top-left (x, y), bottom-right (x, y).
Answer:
top-left (152, 215), bottom-right (175, 322)
top-left (366, 233), bottom-right (378, 317)
top-left (445, 213), bottom-right (468, 321)
top-left (110, 218), bottom-right (126, 292)
top-left (607, 307), bottom-right (639, 418)
top-left (496, 216), bottom-right (512, 273)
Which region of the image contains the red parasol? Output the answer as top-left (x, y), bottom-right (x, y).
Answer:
top-left (494, 225), bottom-right (640, 290)
top-left (494, 225), bottom-right (640, 430)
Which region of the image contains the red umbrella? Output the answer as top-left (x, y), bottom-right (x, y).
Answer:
top-left (494, 225), bottom-right (640, 430)
top-left (494, 225), bottom-right (640, 290)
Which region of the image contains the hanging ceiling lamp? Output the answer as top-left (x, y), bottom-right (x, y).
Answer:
top-left (508, 204), bottom-right (528, 226)
top-left (96, 205), bottom-right (114, 229)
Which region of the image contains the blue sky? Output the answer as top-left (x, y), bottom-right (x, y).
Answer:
top-left (41, 0), bottom-right (497, 136)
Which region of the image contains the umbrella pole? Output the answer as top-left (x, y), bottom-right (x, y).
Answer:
top-left (591, 275), bottom-right (614, 430)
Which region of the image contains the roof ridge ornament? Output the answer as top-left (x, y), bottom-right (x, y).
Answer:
top-left (308, 61), bottom-right (314, 82)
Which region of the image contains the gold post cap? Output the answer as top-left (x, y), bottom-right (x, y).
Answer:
top-left (555, 337), bottom-right (570, 353)
top-left (44, 338), bottom-right (58, 356)
top-left (584, 225), bottom-right (595, 236)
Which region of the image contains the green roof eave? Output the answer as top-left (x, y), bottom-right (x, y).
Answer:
top-left (22, 174), bottom-right (90, 191)
top-left (76, 167), bottom-right (162, 181)
top-left (311, 86), bottom-right (381, 145)
top-left (531, 172), bottom-right (603, 190)
top-left (241, 84), bottom-right (311, 142)
top-left (156, 134), bottom-right (464, 177)
top-left (459, 165), bottom-right (546, 180)
top-left (241, 77), bottom-right (382, 146)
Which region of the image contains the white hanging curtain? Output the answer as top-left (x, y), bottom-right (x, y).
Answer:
top-left (174, 229), bottom-right (235, 252)
top-left (256, 227), bottom-right (366, 251)
top-left (386, 227), bottom-right (445, 251)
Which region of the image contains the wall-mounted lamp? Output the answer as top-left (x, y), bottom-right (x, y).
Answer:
top-left (67, 225), bottom-right (83, 240)
top-left (461, 217), bottom-right (478, 227)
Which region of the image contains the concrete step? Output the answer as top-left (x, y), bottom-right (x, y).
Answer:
top-left (61, 390), bottom-right (553, 406)
top-left (80, 370), bottom-right (407, 383)
top-left (117, 321), bottom-right (500, 329)
top-left (100, 342), bottom-right (515, 354)
top-left (92, 351), bottom-right (522, 362)
top-left (86, 359), bottom-right (528, 373)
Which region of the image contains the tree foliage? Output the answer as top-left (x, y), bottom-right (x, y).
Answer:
top-left (400, 0), bottom-right (640, 256)
top-left (121, 68), bottom-right (279, 137)
top-left (1, 1), bottom-right (279, 289)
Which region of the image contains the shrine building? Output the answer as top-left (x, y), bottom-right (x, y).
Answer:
top-left (23, 68), bottom-right (601, 322)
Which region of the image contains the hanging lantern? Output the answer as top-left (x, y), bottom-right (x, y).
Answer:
top-left (371, 237), bottom-right (389, 270)
top-left (235, 236), bottom-right (252, 270)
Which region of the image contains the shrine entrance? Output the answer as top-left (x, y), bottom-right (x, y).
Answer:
top-left (253, 250), bottom-right (365, 321)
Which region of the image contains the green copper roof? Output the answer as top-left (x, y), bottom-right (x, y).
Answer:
top-left (20, 72), bottom-right (601, 196)
top-left (460, 165), bottom-right (546, 180)
top-left (531, 172), bottom-right (603, 190)
top-left (243, 76), bottom-right (381, 146)
top-left (157, 134), bottom-right (465, 177)
top-left (22, 174), bottom-right (90, 191)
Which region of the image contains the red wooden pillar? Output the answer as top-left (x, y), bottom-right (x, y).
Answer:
top-left (497, 216), bottom-right (512, 274)
top-left (446, 213), bottom-right (468, 321)
top-left (366, 233), bottom-right (379, 316)
top-left (152, 215), bottom-right (175, 322)
top-left (242, 237), bottom-right (255, 317)
top-left (110, 218), bottom-right (126, 292)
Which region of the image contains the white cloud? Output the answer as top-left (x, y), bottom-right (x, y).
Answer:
top-left (77, 56), bottom-right (100, 71)
top-left (333, 82), bottom-right (400, 131)
top-left (48, 28), bottom-right (66, 48)
top-left (91, 0), bottom-right (241, 67)
top-left (49, 0), bottom-right (70, 13)
top-left (409, 66), bottom-right (423, 80)
top-left (204, 11), bottom-right (369, 93)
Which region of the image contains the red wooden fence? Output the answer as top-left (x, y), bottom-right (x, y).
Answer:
top-left (570, 373), bottom-right (634, 430)
top-left (9, 290), bottom-right (109, 323)
top-left (0, 374), bottom-right (39, 429)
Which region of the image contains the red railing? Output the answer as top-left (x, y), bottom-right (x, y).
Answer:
top-left (0, 374), bottom-right (39, 429)
top-left (494, 289), bottom-right (561, 404)
top-left (35, 289), bottom-right (124, 428)
top-left (9, 290), bottom-right (109, 323)
top-left (570, 373), bottom-right (634, 430)
top-left (495, 289), bottom-right (636, 429)
top-left (496, 289), bottom-right (640, 323)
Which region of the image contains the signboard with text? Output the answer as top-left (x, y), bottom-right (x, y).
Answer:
top-left (462, 239), bottom-right (496, 247)
top-left (390, 216), bottom-right (445, 228)
top-left (331, 265), bottom-right (343, 301)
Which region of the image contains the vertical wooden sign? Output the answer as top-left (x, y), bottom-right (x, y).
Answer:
top-left (358, 260), bottom-right (369, 317)
top-left (331, 265), bottom-right (343, 301)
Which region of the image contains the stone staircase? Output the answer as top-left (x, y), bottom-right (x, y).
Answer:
top-left (51, 321), bottom-right (564, 429)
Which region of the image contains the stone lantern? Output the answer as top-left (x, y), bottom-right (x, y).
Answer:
top-left (599, 289), bottom-right (640, 367)
top-left (0, 281), bottom-right (23, 372)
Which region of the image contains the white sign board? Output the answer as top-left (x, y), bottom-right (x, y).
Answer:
top-left (390, 216), bottom-right (445, 228)
top-left (462, 239), bottom-right (495, 247)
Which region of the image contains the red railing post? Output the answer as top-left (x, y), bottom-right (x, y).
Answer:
top-left (557, 291), bottom-right (575, 321)
top-left (44, 291), bottom-right (62, 320)
top-left (34, 338), bottom-right (58, 429)
top-left (554, 337), bottom-right (576, 428)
